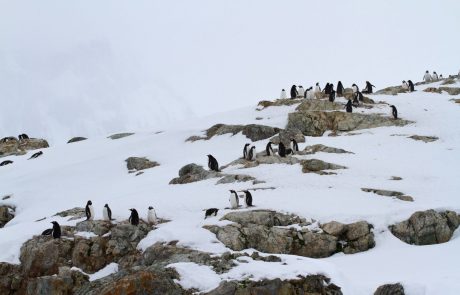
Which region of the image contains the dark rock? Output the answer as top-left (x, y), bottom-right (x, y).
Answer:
top-left (75, 220), bottom-right (112, 236)
top-left (72, 236), bottom-right (111, 273)
top-left (169, 163), bottom-right (220, 184)
top-left (0, 138), bottom-right (49, 158)
top-left (107, 133), bottom-right (134, 140)
top-left (125, 157), bottom-right (159, 171)
top-left (300, 159), bottom-right (346, 174)
top-left (26, 266), bottom-right (89, 295)
top-left (361, 188), bottom-right (413, 202)
top-left (295, 100), bottom-right (343, 111)
top-left (408, 135), bottom-right (439, 143)
top-left (67, 137), bottom-right (87, 144)
top-left (0, 205), bottom-right (15, 228)
top-left (374, 86), bottom-right (408, 95)
top-left (299, 144), bottom-right (353, 155)
top-left (186, 123), bottom-right (281, 142)
top-left (55, 207), bottom-right (86, 220)
top-left (257, 99), bottom-right (300, 109)
top-left (374, 283), bottom-right (405, 295)
top-left (0, 262), bottom-right (22, 294)
top-left (215, 174), bottom-right (256, 185)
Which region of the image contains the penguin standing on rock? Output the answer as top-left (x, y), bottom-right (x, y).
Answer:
top-left (229, 190), bottom-right (239, 209)
top-left (207, 155), bottom-right (219, 172)
top-left (423, 70), bottom-right (432, 82)
top-left (278, 142), bottom-right (286, 157)
top-left (390, 105), bottom-right (398, 119)
top-left (352, 84), bottom-right (359, 94)
top-left (290, 139), bottom-right (299, 154)
top-left (297, 86), bottom-right (305, 98)
top-left (329, 89), bottom-right (336, 102)
top-left (243, 143), bottom-right (250, 159)
top-left (86, 200), bottom-right (95, 221)
top-left (18, 134), bottom-right (29, 140)
top-left (314, 83), bottom-right (321, 93)
top-left (304, 86), bottom-right (314, 99)
top-left (103, 204), bottom-right (113, 221)
top-left (129, 208), bottom-right (140, 226)
top-left (324, 83), bottom-right (331, 94)
top-left (432, 71), bottom-right (438, 81)
top-left (280, 89), bottom-right (287, 99)
top-left (42, 221), bottom-right (61, 239)
top-left (266, 142), bottom-right (274, 156)
top-left (362, 81), bottom-right (375, 94)
top-left (243, 190), bottom-right (254, 207)
top-left (402, 80), bottom-right (409, 91)
top-left (290, 85), bottom-right (298, 99)
top-left (247, 146), bottom-right (256, 161)
top-left (147, 206), bottom-right (157, 225)
top-left (337, 81), bottom-right (344, 97)
top-left (345, 100), bottom-right (353, 113)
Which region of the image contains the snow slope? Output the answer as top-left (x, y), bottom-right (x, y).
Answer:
top-left (1, 78), bottom-right (460, 294)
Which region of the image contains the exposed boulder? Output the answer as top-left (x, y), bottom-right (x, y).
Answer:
top-left (26, 266), bottom-right (89, 295)
top-left (221, 154), bottom-right (300, 170)
top-left (450, 98), bottom-right (460, 104)
top-left (125, 157), bottom-right (159, 172)
top-left (0, 262), bottom-right (22, 294)
top-left (205, 275), bottom-right (343, 295)
top-left (223, 210), bottom-right (309, 227)
top-left (374, 85), bottom-right (408, 95)
top-left (441, 78), bottom-right (456, 85)
top-left (0, 205), bottom-right (15, 228)
top-left (374, 283), bottom-right (405, 295)
top-left (72, 236), bottom-right (112, 273)
top-left (361, 188), bottom-right (414, 202)
top-left (287, 111), bottom-right (412, 137)
top-left (389, 210), bottom-right (460, 245)
top-left (67, 137), bottom-right (87, 144)
top-left (107, 133), bottom-right (134, 140)
top-left (408, 135), bottom-right (438, 143)
top-left (215, 174), bottom-right (257, 185)
top-left (106, 223), bottom-right (150, 258)
top-left (300, 159), bottom-right (347, 175)
top-left (75, 220), bottom-right (112, 236)
top-left (186, 123), bottom-right (281, 142)
top-left (298, 144), bottom-right (353, 155)
top-left (55, 207), bottom-right (86, 221)
top-left (269, 128), bottom-right (305, 147)
top-left (439, 87), bottom-right (460, 95)
top-left (295, 99), bottom-right (344, 111)
top-left (423, 87), bottom-right (442, 94)
top-left (0, 138), bottom-right (49, 158)
top-left (169, 163), bottom-right (220, 184)
top-left (257, 98), bottom-right (301, 109)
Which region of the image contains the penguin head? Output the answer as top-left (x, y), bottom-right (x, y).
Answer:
top-left (426, 70), bottom-right (429, 73)
top-left (87, 200), bottom-right (92, 206)
top-left (104, 204), bottom-right (109, 208)
top-left (51, 221), bottom-right (59, 226)
top-left (148, 206), bottom-right (153, 210)
top-left (316, 82), bottom-right (319, 86)
top-left (282, 89), bottom-right (285, 91)
top-left (245, 143), bottom-right (250, 147)
top-left (229, 190), bottom-right (236, 194)
top-left (250, 146), bottom-right (255, 150)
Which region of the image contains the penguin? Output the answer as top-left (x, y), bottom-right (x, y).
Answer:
top-left (432, 71), bottom-right (438, 81)
top-left (329, 89), bottom-right (336, 102)
top-left (103, 204), bottom-right (113, 221)
top-left (423, 70), bottom-right (432, 82)
top-left (42, 221), bottom-right (61, 239)
top-left (439, 74), bottom-right (443, 79)
top-left (337, 81), bottom-right (344, 97)
top-left (243, 143), bottom-right (250, 159)
top-left (129, 208), bottom-right (140, 226)
top-left (28, 151), bottom-right (43, 160)
top-left (243, 190), bottom-right (253, 207)
top-left (247, 146), bottom-right (256, 161)
top-left (0, 160), bottom-right (13, 166)
top-left (278, 142), bottom-right (286, 157)
top-left (1, 136), bottom-right (16, 143)
top-left (18, 134), bottom-right (29, 140)
top-left (352, 84), bottom-right (359, 94)
top-left (362, 81), bottom-right (375, 94)
top-left (323, 83), bottom-right (331, 94)
top-left (290, 139), bottom-right (299, 154)
top-left (345, 100), bottom-right (353, 113)
top-left (229, 190), bottom-right (239, 209)
top-left (265, 141), bottom-right (274, 156)
top-left (280, 89), bottom-right (287, 99)
top-left (86, 200), bottom-right (95, 220)
top-left (408, 80), bottom-right (415, 92)
top-left (314, 83), bottom-right (321, 93)
top-left (402, 80), bottom-right (409, 91)
top-left (290, 85), bottom-right (298, 99)
top-left (390, 105), bottom-right (398, 119)
top-left (207, 154), bottom-right (219, 172)
top-left (297, 86), bottom-right (305, 98)
top-left (204, 208), bottom-right (219, 219)
top-left (353, 91), bottom-right (363, 103)
top-left (304, 86), bottom-right (314, 99)
top-left (147, 206), bottom-right (157, 225)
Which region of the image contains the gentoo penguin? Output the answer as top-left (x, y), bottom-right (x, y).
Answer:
top-left (297, 86), bottom-right (305, 98)
top-left (42, 221), bottom-right (61, 239)
top-left (408, 80), bottom-right (415, 92)
top-left (290, 139), bottom-right (299, 154)
top-left (28, 151), bottom-right (43, 160)
top-left (103, 204), bottom-right (113, 221)
top-left (439, 74), bottom-right (443, 79)
top-left (207, 154), bottom-right (219, 172)
top-left (345, 100), bottom-right (353, 113)
top-left (352, 84), bottom-right (359, 94)
top-left (402, 80), bottom-right (409, 91)
top-left (337, 81), bottom-right (344, 97)
top-left (304, 86), bottom-right (314, 99)
top-left (265, 141), bottom-right (274, 156)
top-left (247, 146), bottom-right (256, 161)
top-left (129, 208), bottom-right (140, 226)
top-left (323, 83), bottom-right (331, 94)
top-left (278, 142), bottom-right (286, 157)
top-left (243, 143), bottom-right (250, 159)
top-left (354, 91), bottom-right (363, 103)
top-left (423, 70), bottom-right (432, 82)
top-left (86, 200), bottom-right (95, 221)
top-left (362, 81), bottom-right (375, 94)
top-left (0, 160), bottom-right (13, 166)
top-left (18, 134), bottom-right (29, 140)
top-left (280, 89), bottom-right (287, 99)
top-left (390, 105), bottom-right (398, 119)
top-left (329, 89), bottom-right (336, 102)
top-left (432, 71), bottom-right (438, 81)
top-left (229, 190), bottom-right (239, 209)
top-left (314, 83), bottom-right (321, 93)
top-left (290, 85), bottom-right (298, 99)
top-left (204, 208), bottom-right (219, 219)
top-left (147, 206), bottom-right (157, 225)
top-left (243, 190), bottom-right (253, 207)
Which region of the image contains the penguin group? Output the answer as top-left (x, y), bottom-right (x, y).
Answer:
top-left (423, 70), bottom-right (442, 82)
top-left (402, 80), bottom-right (415, 92)
top-left (243, 143), bottom-right (257, 161)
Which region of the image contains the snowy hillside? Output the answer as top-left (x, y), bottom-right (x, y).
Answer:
top-left (1, 75), bottom-right (460, 294)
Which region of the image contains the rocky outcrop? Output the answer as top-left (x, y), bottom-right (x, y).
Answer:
top-left (299, 144), bottom-right (353, 155)
top-left (221, 154), bottom-right (300, 170)
top-left (295, 100), bottom-right (344, 111)
top-left (374, 283), bottom-right (405, 295)
top-left (408, 135), bottom-right (438, 143)
top-left (186, 123), bottom-right (281, 142)
top-left (423, 87), bottom-right (460, 95)
top-left (107, 133), bottom-right (134, 140)
top-left (55, 207), bottom-right (86, 220)
top-left (26, 266), bottom-right (89, 295)
top-left (361, 188), bottom-right (414, 202)
top-left (215, 174), bottom-right (257, 185)
top-left (0, 138), bottom-right (49, 158)
top-left (287, 111), bottom-right (412, 137)
top-left (389, 210), bottom-right (460, 245)
top-left (257, 99), bottom-right (300, 109)
top-left (205, 210), bottom-right (374, 258)
top-left (269, 128), bottom-right (305, 147)
top-left (205, 275), bottom-right (343, 295)
top-left (300, 159), bottom-right (346, 175)
top-left (374, 85), bottom-right (408, 96)
top-left (67, 137), bottom-right (87, 144)
top-left (0, 262), bottom-right (22, 294)
top-left (450, 98), bottom-right (460, 104)
top-left (0, 205), bottom-right (14, 228)
top-left (125, 157), bottom-right (159, 172)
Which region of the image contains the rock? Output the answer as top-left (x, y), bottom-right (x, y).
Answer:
top-left (125, 157), bottom-right (159, 171)
top-left (321, 221), bottom-right (346, 236)
top-left (423, 87), bottom-right (442, 94)
top-left (389, 210), bottom-right (460, 245)
top-left (343, 221), bottom-right (375, 254)
top-left (408, 135), bottom-right (438, 142)
top-left (20, 236), bottom-right (74, 277)
top-left (67, 137), bottom-right (87, 144)
top-left (221, 154), bottom-right (300, 171)
top-left (301, 159), bottom-right (346, 174)
top-left (0, 205), bottom-right (14, 228)
top-left (222, 210), bottom-right (308, 227)
top-left (441, 79), bottom-right (456, 85)
top-left (106, 223), bottom-right (150, 258)
top-left (374, 283), bottom-right (405, 295)
top-left (72, 236), bottom-right (111, 273)
top-left (450, 98), bottom-right (460, 104)
top-left (107, 133), bottom-right (134, 140)
top-left (361, 188), bottom-right (413, 202)
top-left (141, 243), bottom-right (212, 269)
top-left (205, 275), bottom-right (343, 295)
top-left (374, 85), bottom-right (408, 95)
top-left (299, 144), bottom-right (353, 155)
top-left (26, 266), bottom-right (89, 295)
top-left (295, 99), bottom-right (343, 111)
top-left (186, 123), bottom-right (281, 142)
top-left (0, 262), bottom-right (22, 294)
top-left (439, 87), bottom-right (460, 95)
top-left (75, 220), bottom-right (112, 236)
top-left (55, 207), bottom-right (86, 220)
top-left (269, 128), bottom-right (305, 147)
top-left (215, 174), bottom-right (256, 185)
top-left (257, 98), bottom-right (300, 109)
top-left (390, 176), bottom-right (403, 180)
top-left (0, 138), bottom-right (49, 158)
top-left (287, 111), bottom-right (412, 137)
top-left (169, 163), bottom-right (220, 184)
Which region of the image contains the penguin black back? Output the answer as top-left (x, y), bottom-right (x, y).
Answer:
top-left (129, 208), bottom-right (139, 225)
top-left (290, 85), bottom-right (297, 99)
top-left (337, 81), bottom-right (344, 96)
top-left (0, 160), bottom-right (13, 166)
top-left (85, 200), bottom-right (92, 220)
top-left (204, 208), bottom-right (219, 219)
top-left (278, 142), bottom-right (286, 157)
top-left (243, 190), bottom-right (253, 207)
top-left (243, 143), bottom-right (250, 159)
top-left (408, 80), bottom-right (414, 92)
top-left (329, 89), bottom-right (336, 102)
top-left (345, 100), bottom-right (353, 113)
top-left (104, 204), bottom-right (112, 220)
top-left (390, 105), bottom-right (398, 119)
top-left (51, 221), bottom-right (61, 239)
top-left (265, 142), bottom-right (274, 156)
top-left (207, 154), bottom-right (219, 172)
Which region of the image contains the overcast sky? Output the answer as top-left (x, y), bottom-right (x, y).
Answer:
top-left (1, 0), bottom-right (459, 140)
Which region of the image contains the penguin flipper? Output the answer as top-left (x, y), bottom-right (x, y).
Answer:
top-left (42, 228), bottom-right (53, 236)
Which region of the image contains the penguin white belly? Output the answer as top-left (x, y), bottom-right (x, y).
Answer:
top-left (251, 148), bottom-right (256, 160)
top-left (229, 195), bottom-right (238, 209)
top-left (148, 210), bottom-right (157, 224)
top-left (297, 89), bottom-right (304, 97)
top-left (88, 206), bottom-right (95, 220)
top-left (102, 208), bottom-right (109, 221)
top-left (402, 83), bottom-right (408, 90)
top-left (280, 91), bottom-right (287, 99)
top-left (306, 90), bottom-right (314, 99)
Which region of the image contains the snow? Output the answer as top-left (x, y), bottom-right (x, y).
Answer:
top-left (71, 263), bottom-right (120, 282)
top-left (1, 77), bottom-right (460, 293)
